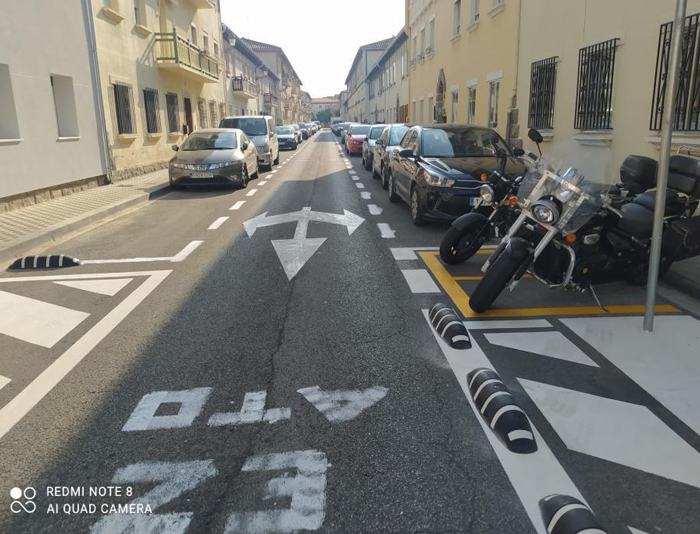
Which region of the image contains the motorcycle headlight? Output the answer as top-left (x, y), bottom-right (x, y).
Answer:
top-left (479, 184), bottom-right (495, 204)
top-left (425, 174), bottom-right (455, 187)
top-left (531, 199), bottom-right (560, 224)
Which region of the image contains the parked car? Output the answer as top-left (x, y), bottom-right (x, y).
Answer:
top-left (169, 129), bottom-right (258, 190)
top-left (298, 122), bottom-right (310, 140)
top-left (387, 125), bottom-right (527, 225)
top-left (372, 123), bottom-right (412, 188)
top-left (345, 124), bottom-right (370, 156)
top-left (276, 125), bottom-right (298, 150)
top-left (362, 124), bottom-right (386, 170)
top-left (219, 115), bottom-right (279, 170)
top-left (290, 124), bottom-right (303, 144)
top-left (334, 122), bottom-right (351, 141)
top-left (332, 122), bottom-right (347, 136)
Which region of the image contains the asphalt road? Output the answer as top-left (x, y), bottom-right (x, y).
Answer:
top-left (0, 130), bottom-right (699, 534)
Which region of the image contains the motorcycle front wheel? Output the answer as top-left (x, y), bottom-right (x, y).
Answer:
top-left (469, 245), bottom-right (527, 313)
top-left (440, 218), bottom-right (490, 265)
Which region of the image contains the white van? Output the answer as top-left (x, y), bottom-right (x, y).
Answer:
top-left (219, 115), bottom-right (279, 170)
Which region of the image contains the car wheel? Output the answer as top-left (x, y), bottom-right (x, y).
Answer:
top-left (240, 166), bottom-right (249, 189)
top-left (292, 144), bottom-right (298, 151)
top-left (410, 186), bottom-right (426, 226)
top-left (361, 154), bottom-right (365, 167)
top-left (381, 165), bottom-right (389, 189)
top-left (364, 155), bottom-right (371, 171)
top-left (251, 162), bottom-right (259, 179)
top-left (388, 171), bottom-right (400, 203)
top-left (273, 151), bottom-right (280, 165)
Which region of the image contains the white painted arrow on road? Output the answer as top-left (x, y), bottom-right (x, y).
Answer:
top-left (244, 207), bottom-right (365, 280)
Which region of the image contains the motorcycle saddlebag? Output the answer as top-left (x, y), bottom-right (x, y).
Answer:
top-left (668, 155), bottom-right (700, 198)
top-left (666, 217), bottom-right (700, 260)
top-left (620, 156), bottom-right (658, 196)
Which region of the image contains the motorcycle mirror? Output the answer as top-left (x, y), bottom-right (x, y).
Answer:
top-left (512, 147), bottom-right (525, 157)
top-left (528, 128), bottom-right (543, 144)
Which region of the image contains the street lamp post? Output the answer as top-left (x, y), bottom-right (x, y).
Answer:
top-left (644, 0), bottom-right (687, 332)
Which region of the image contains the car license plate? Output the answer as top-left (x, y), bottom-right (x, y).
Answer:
top-left (190, 172), bottom-right (214, 179)
top-left (469, 197), bottom-right (477, 206)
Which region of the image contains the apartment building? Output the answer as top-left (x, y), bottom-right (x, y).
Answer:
top-left (516, 0), bottom-right (700, 172)
top-left (406, 0), bottom-right (519, 138)
top-left (339, 90), bottom-right (348, 120)
top-left (0, 0), bottom-right (108, 209)
top-left (367, 29), bottom-right (410, 124)
top-left (242, 38), bottom-right (304, 125)
top-left (221, 26), bottom-right (280, 124)
top-left (93, 0), bottom-right (225, 179)
top-left (311, 95), bottom-right (341, 118)
top-left (345, 37), bottom-right (394, 123)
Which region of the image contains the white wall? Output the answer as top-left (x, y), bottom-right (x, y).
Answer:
top-left (0, 0), bottom-right (106, 199)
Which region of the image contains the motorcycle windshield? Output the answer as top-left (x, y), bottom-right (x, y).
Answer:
top-left (517, 137), bottom-right (613, 234)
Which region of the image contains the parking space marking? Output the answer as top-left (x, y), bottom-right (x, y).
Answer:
top-left (208, 217), bottom-right (229, 230)
top-left (81, 240), bottom-right (203, 264)
top-left (419, 251), bottom-right (680, 318)
top-left (246, 189), bottom-right (259, 197)
top-left (230, 201), bottom-right (246, 211)
top-left (401, 269), bottom-right (441, 294)
top-left (390, 247), bottom-right (438, 261)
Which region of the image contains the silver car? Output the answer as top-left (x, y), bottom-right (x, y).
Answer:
top-left (169, 129), bottom-right (259, 190)
top-left (372, 123), bottom-right (413, 189)
top-left (219, 115), bottom-right (279, 170)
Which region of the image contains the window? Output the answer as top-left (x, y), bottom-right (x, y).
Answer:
top-left (419, 99), bottom-right (425, 124)
top-left (529, 57), bottom-right (558, 129)
top-left (412, 36), bottom-right (417, 60)
top-left (214, 41), bottom-right (219, 58)
top-left (401, 52), bottom-right (406, 77)
top-left (165, 92), bottom-right (179, 133)
top-left (412, 101), bottom-right (417, 121)
top-left (0, 64), bottom-right (20, 140)
top-left (429, 18), bottom-right (435, 53)
top-left (471, 0), bottom-right (480, 23)
top-left (451, 90), bottom-right (459, 123)
top-left (209, 100), bottom-right (217, 127)
top-left (651, 13), bottom-right (700, 131)
top-left (143, 88), bottom-right (161, 134)
top-left (467, 87), bottom-right (477, 124)
top-left (191, 25), bottom-right (197, 45)
top-left (428, 97), bottom-right (434, 124)
top-left (133, 0), bottom-right (142, 25)
top-left (203, 32), bottom-right (209, 53)
top-left (488, 80), bottom-right (499, 128)
top-left (453, 0), bottom-right (461, 35)
top-left (113, 82), bottom-right (135, 135)
top-left (197, 97), bottom-right (207, 129)
top-left (574, 38), bottom-right (619, 130)
top-left (219, 102), bottom-right (225, 123)
top-left (49, 75), bottom-right (79, 138)
top-left (420, 27), bottom-right (426, 58)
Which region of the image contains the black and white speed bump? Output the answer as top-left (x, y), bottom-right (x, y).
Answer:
top-left (9, 255), bottom-right (81, 270)
top-left (539, 494), bottom-right (608, 534)
top-left (466, 367), bottom-right (537, 454)
top-left (428, 303), bottom-right (471, 349)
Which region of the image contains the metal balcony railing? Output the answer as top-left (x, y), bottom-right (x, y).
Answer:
top-left (232, 76), bottom-right (259, 96)
top-left (417, 52), bottom-right (425, 61)
top-left (410, 58), bottom-right (417, 68)
top-left (264, 93), bottom-right (279, 106)
top-left (155, 30), bottom-right (219, 81)
top-left (426, 45), bottom-right (434, 56)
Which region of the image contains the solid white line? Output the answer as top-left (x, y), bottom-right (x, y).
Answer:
top-left (246, 189), bottom-right (259, 197)
top-left (80, 240), bottom-right (202, 265)
top-left (377, 223), bottom-right (395, 238)
top-left (0, 270), bottom-right (171, 283)
top-left (400, 269), bottom-right (441, 294)
top-left (368, 204), bottom-right (383, 215)
top-left (0, 270), bottom-right (172, 441)
top-left (230, 201), bottom-right (246, 210)
top-left (208, 217), bottom-right (229, 230)
top-left (171, 240), bottom-right (204, 262)
top-left (422, 309), bottom-right (588, 534)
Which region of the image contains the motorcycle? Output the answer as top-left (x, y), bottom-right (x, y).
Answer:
top-left (439, 134), bottom-right (540, 265)
top-left (468, 133), bottom-right (700, 313)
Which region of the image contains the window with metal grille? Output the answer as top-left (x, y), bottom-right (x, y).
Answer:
top-left (113, 82), bottom-right (134, 134)
top-left (197, 98), bottom-right (207, 129)
top-left (488, 80), bottom-right (500, 128)
top-left (651, 13), bottom-right (700, 131)
top-left (528, 57), bottom-right (558, 129)
top-left (165, 92), bottom-right (179, 133)
top-left (143, 88), bottom-right (161, 134)
top-left (574, 39), bottom-right (619, 130)
top-left (209, 100), bottom-right (218, 127)
top-left (467, 87), bottom-right (476, 124)
top-left (218, 103), bottom-right (225, 123)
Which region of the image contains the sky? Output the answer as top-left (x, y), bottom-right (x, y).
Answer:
top-left (221, 0), bottom-right (405, 98)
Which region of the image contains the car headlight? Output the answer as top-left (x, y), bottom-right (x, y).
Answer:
top-left (479, 184), bottom-right (495, 204)
top-left (208, 162), bottom-right (239, 170)
top-left (531, 199), bottom-right (560, 224)
top-left (425, 174), bottom-right (455, 187)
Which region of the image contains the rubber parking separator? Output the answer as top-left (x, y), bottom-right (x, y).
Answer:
top-left (9, 255), bottom-right (81, 270)
top-left (539, 494), bottom-right (608, 534)
top-left (429, 302), bottom-right (471, 349)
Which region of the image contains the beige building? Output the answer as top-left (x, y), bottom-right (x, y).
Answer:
top-left (345, 37), bottom-right (393, 123)
top-left (516, 0), bottom-right (700, 173)
top-left (93, 0), bottom-right (226, 178)
top-left (311, 95), bottom-right (341, 118)
top-left (0, 0), bottom-right (108, 209)
top-left (367, 29), bottom-right (410, 124)
top-left (406, 0), bottom-right (519, 138)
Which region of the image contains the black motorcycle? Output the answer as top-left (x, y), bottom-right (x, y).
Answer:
top-left (469, 133), bottom-right (700, 313)
top-left (439, 136), bottom-right (539, 265)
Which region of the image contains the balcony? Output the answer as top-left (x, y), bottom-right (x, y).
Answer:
top-left (263, 93), bottom-right (279, 107)
top-left (184, 0), bottom-right (215, 9)
top-left (232, 76), bottom-right (259, 98)
top-left (155, 31), bottom-right (219, 83)
top-left (410, 58), bottom-right (417, 69)
top-left (417, 52), bottom-right (425, 62)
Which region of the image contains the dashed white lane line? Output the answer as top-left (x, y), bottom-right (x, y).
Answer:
top-left (208, 217), bottom-right (229, 230)
top-left (352, 177), bottom-right (359, 181)
top-left (230, 201), bottom-right (246, 210)
top-left (246, 189), bottom-right (259, 197)
top-left (349, 170), bottom-right (357, 175)
top-left (271, 170), bottom-right (278, 174)
top-left (360, 192), bottom-right (372, 199)
top-left (355, 183), bottom-right (365, 189)
top-left (377, 223), bottom-right (396, 238)
top-left (258, 181), bottom-right (268, 186)
top-left (367, 204), bottom-right (383, 215)
top-left (401, 269), bottom-right (441, 293)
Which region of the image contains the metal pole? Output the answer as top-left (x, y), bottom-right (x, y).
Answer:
top-left (644, 0), bottom-right (687, 331)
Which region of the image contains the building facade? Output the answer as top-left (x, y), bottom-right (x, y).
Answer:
top-left (367, 30), bottom-right (410, 124)
top-left (345, 37), bottom-right (393, 123)
top-left (516, 0), bottom-right (700, 172)
top-left (0, 0), bottom-right (108, 209)
top-left (93, 0), bottom-right (226, 179)
top-left (406, 0), bottom-right (520, 138)
top-left (339, 90), bottom-right (348, 120)
top-left (311, 95), bottom-right (341, 118)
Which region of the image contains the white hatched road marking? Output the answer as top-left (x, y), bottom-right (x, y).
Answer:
top-left (230, 201), bottom-right (246, 211)
top-left (0, 375), bottom-right (11, 392)
top-left (401, 269), bottom-right (441, 294)
top-left (54, 278), bottom-right (132, 296)
top-left (485, 331), bottom-right (598, 367)
top-left (377, 223), bottom-right (396, 238)
top-left (81, 240), bottom-right (203, 264)
top-left (208, 217), bottom-right (229, 230)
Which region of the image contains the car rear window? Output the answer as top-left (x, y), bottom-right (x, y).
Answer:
top-left (220, 118), bottom-right (267, 136)
top-left (350, 125), bottom-right (370, 135)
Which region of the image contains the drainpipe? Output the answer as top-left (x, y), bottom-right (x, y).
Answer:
top-left (82, 0), bottom-right (112, 183)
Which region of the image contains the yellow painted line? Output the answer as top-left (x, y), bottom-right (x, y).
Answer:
top-left (418, 251), bottom-right (680, 318)
top-left (453, 274), bottom-right (532, 281)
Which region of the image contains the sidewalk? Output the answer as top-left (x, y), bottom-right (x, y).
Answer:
top-left (664, 256), bottom-right (700, 301)
top-left (0, 170), bottom-right (170, 266)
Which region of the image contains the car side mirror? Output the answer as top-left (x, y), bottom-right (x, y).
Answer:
top-left (399, 148), bottom-right (414, 158)
top-left (512, 147), bottom-right (525, 157)
top-left (376, 139), bottom-right (384, 147)
top-left (171, 144), bottom-right (179, 151)
top-left (242, 142), bottom-right (249, 151)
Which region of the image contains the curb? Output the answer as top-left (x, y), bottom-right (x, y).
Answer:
top-left (661, 269), bottom-right (700, 301)
top-left (0, 183), bottom-right (170, 268)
